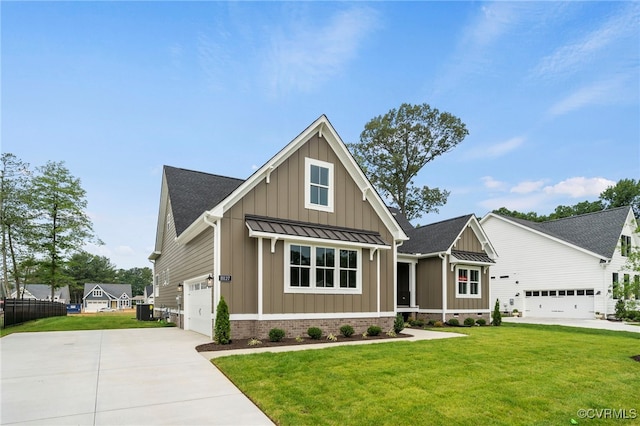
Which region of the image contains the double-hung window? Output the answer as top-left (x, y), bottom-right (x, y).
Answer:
top-left (287, 242), bottom-right (360, 293)
top-left (305, 158), bottom-right (334, 212)
top-left (92, 288), bottom-right (103, 297)
top-left (456, 266), bottom-right (481, 298)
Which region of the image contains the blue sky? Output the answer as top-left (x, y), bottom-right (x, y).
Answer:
top-left (3, 1), bottom-right (639, 270)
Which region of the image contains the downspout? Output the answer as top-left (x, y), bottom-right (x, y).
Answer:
top-left (258, 237), bottom-right (263, 320)
top-left (204, 212), bottom-right (219, 337)
top-left (439, 253), bottom-right (447, 322)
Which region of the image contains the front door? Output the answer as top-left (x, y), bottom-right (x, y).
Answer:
top-left (397, 263), bottom-right (410, 306)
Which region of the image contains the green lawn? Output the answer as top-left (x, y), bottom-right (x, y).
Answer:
top-left (213, 324), bottom-right (640, 426)
top-left (0, 310), bottom-right (174, 337)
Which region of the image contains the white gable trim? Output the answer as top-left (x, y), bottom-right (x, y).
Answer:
top-left (176, 115), bottom-right (408, 245)
top-left (451, 216), bottom-right (498, 260)
top-left (480, 213), bottom-right (606, 260)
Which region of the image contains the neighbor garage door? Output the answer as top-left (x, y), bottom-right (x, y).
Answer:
top-left (185, 281), bottom-right (212, 338)
top-left (524, 289), bottom-right (594, 319)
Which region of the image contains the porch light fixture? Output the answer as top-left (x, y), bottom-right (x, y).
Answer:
top-left (177, 283), bottom-right (183, 292)
top-left (207, 275), bottom-right (214, 288)
top-left (515, 293), bottom-right (520, 297)
top-left (596, 291), bottom-right (601, 295)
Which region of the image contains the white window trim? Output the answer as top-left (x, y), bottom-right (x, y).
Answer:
top-left (455, 265), bottom-right (481, 299)
top-left (304, 157), bottom-right (334, 213)
top-left (92, 288), bottom-right (103, 297)
top-left (285, 241), bottom-right (361, 294)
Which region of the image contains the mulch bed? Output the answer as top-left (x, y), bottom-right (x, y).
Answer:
top-left (196, 332), bottom-right (411, 352)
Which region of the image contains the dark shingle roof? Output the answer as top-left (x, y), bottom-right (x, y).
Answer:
top-left (499, 206), bottom-right (632, 258)
top-left (246, 215), bottom-right (389, 246)
top-left (83, 283), bottom-right (132, 299)
top-left (387, 207), bottom-right (415, 233)
top-left (164, 166), bottom-right (244, 236)
top-left (399, 214), bottom-right (474, 254)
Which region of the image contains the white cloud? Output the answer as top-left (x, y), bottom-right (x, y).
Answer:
top-left (548, 76), bottom-right (628, 117)
top-left (510, 180), bottom-right (545, 194)
top-left (543, 177), bottom-right (615, 198)
top-left (533, 3), bottom-right (640, 79)
top-left (465, 136), bottom-right (525, 160)
top-left (115, 245), bottom-right (135, 256)
top-left (264, 6), bottom-right (379, 96)
top-left (481, 176), bottom-right (506, 190)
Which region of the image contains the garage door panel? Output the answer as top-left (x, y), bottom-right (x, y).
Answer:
top-left (185, 282), bottom-right (212, 338)
top-left (525, 294), bottom-right (593, 319)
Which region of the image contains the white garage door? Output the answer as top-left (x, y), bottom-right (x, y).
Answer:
top-left (185, 281), bottom-right (212, 338)
top-left (524, 289), bottom-right (594, 319)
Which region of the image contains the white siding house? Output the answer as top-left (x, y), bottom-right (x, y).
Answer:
top-left (480, 206), bottom-right (639, 319)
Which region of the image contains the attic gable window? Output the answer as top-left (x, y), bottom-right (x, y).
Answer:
top-left (92, 288), bottom-right (103, 297)
top-left (305, 158), bottom-right (334, 212)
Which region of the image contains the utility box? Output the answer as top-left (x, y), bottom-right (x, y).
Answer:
top-left (136, 304), bottom-right (154, 321)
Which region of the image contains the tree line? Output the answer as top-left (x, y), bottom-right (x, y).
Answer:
top-left (1, 153), bottom-right (151, 302)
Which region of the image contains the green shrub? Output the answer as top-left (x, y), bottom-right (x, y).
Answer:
top-left (339, 324), bottom-right (354, 337)
top-left (268, 328), bottom-right (285, 342)
top-left (464, 317), bottom-right (475, 326)
top-left (409, 318), bottom-right (425, 327)
top-left (367, 325), bottom-right (382, 336)
top-left (448, 318), bottom-right (459, 326)
top-left (615, 299), bottom-right (627, 319)
top-left (492, 298), bottom-right (502, 326)
top-left (625, 310), bottom-right (640, 322)
top-left (394, 314), bottom-right (405, 333)
top-left (476, 318), bottom-right (487, 326)
top-left (427, 319), bottom-right (436, 326)
top-left (307, 327), bottom-right (322, 340)
top-left (214, 296), bottom-right (231, 344)
top-left (434, 321), bottom-right (443, 327)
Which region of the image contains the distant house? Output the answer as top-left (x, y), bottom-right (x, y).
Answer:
top-left (395, 210), bottom-right (497, 322)
top-left (10, 284), bottom-right (70, 304)
top-left (481, 206), bottom-right (639, 318)
top-left (82, 283), bottom-right (132, 312)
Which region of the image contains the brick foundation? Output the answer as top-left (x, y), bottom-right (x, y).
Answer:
top-left (230, 316), bottom-right (395, 339)
top-left (408, 312), bottom-right (491, 323)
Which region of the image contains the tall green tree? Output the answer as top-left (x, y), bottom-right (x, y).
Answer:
top-left (350, 103), bottom-right (468, 221)
top-left (599, 178), bottom-right (640, 217)
top-left (116, 267), bottom-right (153, 297)
top-left (64, 251), bottom-right (117, 302)
top-left (0, 153), bottom-right (32, 297)
top-left (26, 161), bottom-right (99, 300)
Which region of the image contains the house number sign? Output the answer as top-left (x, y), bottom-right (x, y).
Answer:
top-left (219, 275), bottom-right (232, 282)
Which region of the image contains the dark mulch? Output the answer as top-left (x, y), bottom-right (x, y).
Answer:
top-left (632, 355), bottom-right (640, 363)
top-left (196, 332), bottom-right (411, 352)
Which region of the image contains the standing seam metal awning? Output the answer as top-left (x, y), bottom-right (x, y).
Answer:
top-left (450, 250), bottom-right (495, 264)
top-left (245, 214), bottom-right (389, 247)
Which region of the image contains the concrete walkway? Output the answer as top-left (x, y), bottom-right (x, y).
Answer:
top-left (502, 316), bottom-right (640, 333)
top-left (0, 328), bottom-right (274, 425)
top-left (200, 328), bottom-right (466, 359)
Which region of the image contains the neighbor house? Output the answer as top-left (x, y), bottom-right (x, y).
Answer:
top-left (82, 283), bottom-right (132, 312)
top-left (149, 115), bottom-right (408, 339)
top-left (394, 210), bottom-right (497, 322)
top-left (480, 206), bottom-right (639, 318)
top-left (11, 284), bottom-right (70, 304)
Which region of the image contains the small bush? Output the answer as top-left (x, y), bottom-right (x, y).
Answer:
top-left (367, 325), bottom-right (382, 336)
top-left (625, 310), bottom-right (640, 322)
top-left (464, 317), bottom-right (475, 326)
top-left (247, 338), bottom-right (262, 346)
top-left (339, 324), bottom-right (354, 337)
top-left (409, 318), bottom-right (425, 327)
top-left (492, 298), bottom-right (502, 326)
top-left (327, 333), bottom-right (338, 341)
top-left (427, 319), bottom-right (436, 326)
top-left (434, 321), bottom-right (443, 327)
top-left (476, 318), bottom-right (487, 326)
top-left (394, 314), bottom-right (405, 333)
top-left (307, 327), bottom-right (322, 340)
top-left (268, 328), bottom-right (285, 342)
top-left (214, 296), bottom-right (231, 344)
top-left (295, 336), bottom-right (304, 342)
top-left (386, 329), bottom-right (397, 337)
top-left (448, 318), bottom-right (460, 326)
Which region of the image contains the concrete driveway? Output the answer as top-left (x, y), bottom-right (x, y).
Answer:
top-left (0, 328), bottom-right (274, 425)
top-left (503, 316), bottom-right (640, 333)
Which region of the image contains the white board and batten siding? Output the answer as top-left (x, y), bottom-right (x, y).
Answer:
top-left (482, 216), bottom-right (610, 319)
